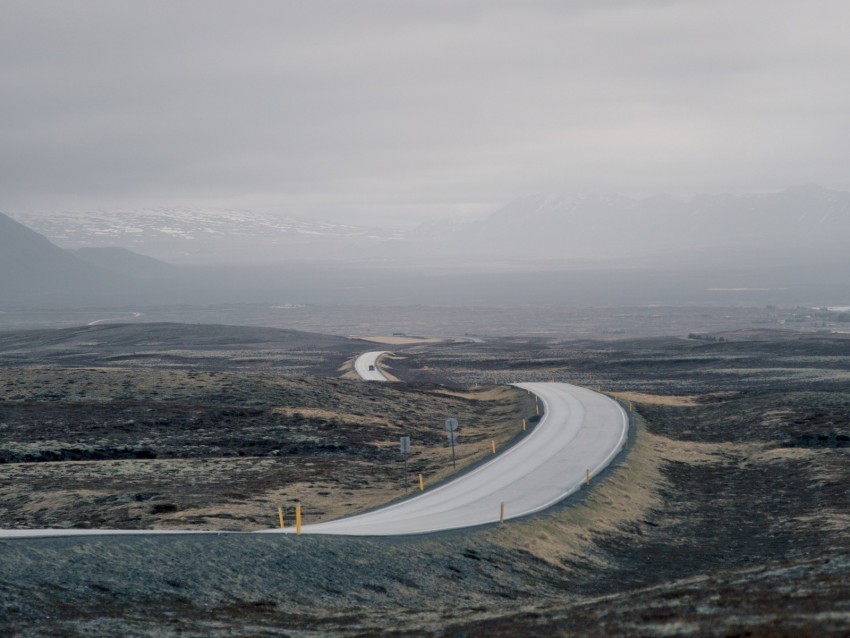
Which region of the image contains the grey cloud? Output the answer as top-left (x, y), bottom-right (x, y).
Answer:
top-left (1, 0), bottom-right (849, 219)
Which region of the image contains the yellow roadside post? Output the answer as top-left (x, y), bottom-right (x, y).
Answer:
top-left (536, 404), bottom-right (540, 416)
top-left (491, 440), bottom-right (497, 454)
top-left (278, 507), bottom-right (285, 529)
top-left (295, 501), bottom-right (302, 536)
top-left (629, 401), bottom-right (633, 412)
top-left (499, 502), bottom-right (505, 524)
top-left (522, 418), bottom-right (526, 431)
top-left (585, 469), bottom-right (590, 486)
top-left (419, 473), bottom-right (424, 491)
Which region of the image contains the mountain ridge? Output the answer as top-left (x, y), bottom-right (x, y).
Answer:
top-left (0, 212), bottom-right (131, 305)
top-left (10, 208), bottom-right (403, 264)
top-left (411, 185), bottom-right (850, 266)
top-left (10, 186), bottom-right (850, 269)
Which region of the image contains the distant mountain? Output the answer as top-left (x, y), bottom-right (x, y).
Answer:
top-left (412, 185), bottom-right (850, 268)
top-left (5, 186), bottom-right (849, 310)
top-left (73, 247), bottom-right (176, 280)
top-left (11, 208), bottom-right (404, 264)
top-left (11, 187), bottom-right (850, 270)
top-left (0, 212), bottom-right (132, 306)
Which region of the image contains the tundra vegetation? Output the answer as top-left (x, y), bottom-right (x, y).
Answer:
top-left (1, 323), bottom-right (848, 636)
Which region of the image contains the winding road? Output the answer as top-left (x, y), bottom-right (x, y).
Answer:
top-left (0, 351), bottom-right (629, 538)
top-left (267, 381), bottom-right (627, 535)
top-left (353, 350), bottom-right (390, 381)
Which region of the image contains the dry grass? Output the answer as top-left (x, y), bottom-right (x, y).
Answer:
top-left (271, 407), bottom-right (390, 426)
top-left (374, 355), bottom-right (402, 382)
top-left (433, 386), bottom-right (518, 401)
top-left (488, 428), bottom-right (737, 567)
top-left (337, 356), bottom-right (360, 380)
top-left (748, 446), bottom-right (822, 464)
top-left (0, 365), bottom-right (535, 531)
top-left (489, 429), bottom-right (666, 566)
top-left (0, 456), bottom-right (407, 531)
top-left (760, 408), bottom-right (795, 427)
top-left (357, 336), bottom-right (446, 345)
top-left (610, 391), bottom-right (699, 407)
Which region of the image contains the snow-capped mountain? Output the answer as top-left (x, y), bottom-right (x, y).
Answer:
top-left (8, 186), bottom-right (850, 269)
top-left (9, 208), bottom-right (404, 264)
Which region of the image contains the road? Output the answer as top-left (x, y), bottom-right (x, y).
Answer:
top-left (265, 381), bottom-right (628, 536)
top-left (0, 376), bottom-right (628, 538)
top-left (353, 350), bottom-right (390, 381)
top-left (87, 311), bottom-right (143, 326)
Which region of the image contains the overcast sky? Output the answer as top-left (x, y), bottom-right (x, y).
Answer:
top-left (2, 0), bottom-right (849, 225)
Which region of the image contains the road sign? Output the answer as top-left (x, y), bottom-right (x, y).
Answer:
top-left (400, 436), bottom-right (410, 454)
top-left (445, 418), bottom-right (459, 431)
top-left (447, 431), bottom-right (458, 445)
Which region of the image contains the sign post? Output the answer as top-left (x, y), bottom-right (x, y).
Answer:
top-left (400, 435), bottom-right (411, 493)
top-left (445, 418), bottom-right (459, 469)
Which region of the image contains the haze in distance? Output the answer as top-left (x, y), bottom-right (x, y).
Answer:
top-left (2, 2), bottom-right (849, 308)
top-left (2, 185), bottom-right (850, 309)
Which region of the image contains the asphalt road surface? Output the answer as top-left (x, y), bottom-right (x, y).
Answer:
top-left (266, 381), bottom-right (628, 536)
top-left (354, 350), bottom-right (390, 381)
top-left (0, 381), bottom-right (627, 538)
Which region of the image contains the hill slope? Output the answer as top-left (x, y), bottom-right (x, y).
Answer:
top-left (73, 247), bottom-right (176, 280)
top-left (0, 213), bottom-right (129, 306)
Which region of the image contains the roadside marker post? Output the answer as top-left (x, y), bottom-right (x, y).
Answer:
top-left (522, 419), bottom-right (526, 431)
top-left (499, 502), bottom-right (505, 524)
top-left (585, 469), bottom-right (590, 486)
top-left (491, 440), bottom-right (497, 454)
top-left (278, 507), bottom-right (284, 529)
top-left (419, 473), bottom-right (424, 492)
top-left (536, 404), bottom-right (540, 416)
top-left (295, 501), bottom-right (302, 535)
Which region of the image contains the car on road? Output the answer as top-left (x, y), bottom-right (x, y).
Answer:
top-left (368, 364), bottom-right (376, 371)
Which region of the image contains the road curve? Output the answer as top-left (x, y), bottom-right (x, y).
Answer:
top-left (264, 381), bottom-right (628, 536)
top-left (354, 350), bottom-right (390, 381)
top-left (0, 382), bottom-right (627, 539)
